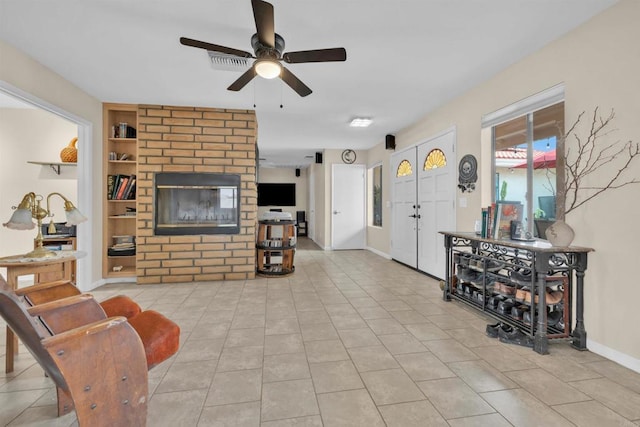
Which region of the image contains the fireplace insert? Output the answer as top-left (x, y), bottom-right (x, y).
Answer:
top-left (154, 172), bottom-right (240, 235)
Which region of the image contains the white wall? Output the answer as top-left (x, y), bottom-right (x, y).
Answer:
top-left (257, 167), bottom-right (308, 220)
top-left (365, 0), bottom-right (640, 368)
top-left (0, 108), bottom-right (77, 259)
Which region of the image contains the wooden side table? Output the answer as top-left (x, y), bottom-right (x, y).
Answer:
top-left (0, 252), bottom-right (77, 373)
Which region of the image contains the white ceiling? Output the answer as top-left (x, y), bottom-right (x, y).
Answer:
top-left (0, 0), bottom-right (617, 168)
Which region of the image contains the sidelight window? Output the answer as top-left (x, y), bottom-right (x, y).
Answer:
top-left (368, 164), bottom-right (383, 227)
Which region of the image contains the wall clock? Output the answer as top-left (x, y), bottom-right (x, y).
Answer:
top-left (341, 149), bottom-right (356, 164)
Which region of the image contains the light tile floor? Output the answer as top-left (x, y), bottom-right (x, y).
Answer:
top-left (2, 239), bottom-right (640, 426)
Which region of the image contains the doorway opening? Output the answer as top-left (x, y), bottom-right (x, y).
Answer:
top-left (0, 81), bottom-right (94, 290)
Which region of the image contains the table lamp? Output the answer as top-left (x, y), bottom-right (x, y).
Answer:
top-left (3, 192), bottom-right (87, 258)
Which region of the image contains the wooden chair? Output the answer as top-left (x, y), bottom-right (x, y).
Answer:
top-left (0, 277), bottom-right (148, 426)
top-left (16, 279), bottom-right (181, 369)
top-left (15, 279), bottom-right (142, 319)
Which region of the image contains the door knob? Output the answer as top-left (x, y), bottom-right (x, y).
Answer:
top-left (333, 211), bottom-right (340, 215)
top-left (409, 214), bottom-right (417, 218)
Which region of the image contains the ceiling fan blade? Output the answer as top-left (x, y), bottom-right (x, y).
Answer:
top-left (251, 0), bottom-right (275, 48)
top-left (280, 67), bottom-right (312, 97)
top-left (283, 48), bottom-right (347, 64)
top-left (227, 66), bottom-right (257, 92)
top-left (180, 37), bottom-right (252, 58)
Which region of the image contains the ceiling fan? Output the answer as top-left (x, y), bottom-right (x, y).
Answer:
top-left (180, 0), bottom-right (346, 97)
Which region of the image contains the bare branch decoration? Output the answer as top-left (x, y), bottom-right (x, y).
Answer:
top-left (561, 107), bottom-right (640, 216)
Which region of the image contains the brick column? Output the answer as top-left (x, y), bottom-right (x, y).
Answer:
top-left (136, 105), bottom-right (257, 283)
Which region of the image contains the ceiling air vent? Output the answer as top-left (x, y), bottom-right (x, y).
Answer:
top-left (208, 51), bottom-right (252, 72)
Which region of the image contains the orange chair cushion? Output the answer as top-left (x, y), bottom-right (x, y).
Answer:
top-left (128, 310), bottom-right (180, 369)
top-left (99, 295), bottom-right (142, 319)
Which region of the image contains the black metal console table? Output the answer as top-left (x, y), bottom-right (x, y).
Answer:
top-left (440, 231), bottom-right (593, 355)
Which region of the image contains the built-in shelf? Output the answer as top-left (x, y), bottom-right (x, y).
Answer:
top-left (108, 138), bottom-right (136, 142)
top-left (103, 103), bottom-right (138, 279)
top-left (27, 161), bottom-right (77, 175)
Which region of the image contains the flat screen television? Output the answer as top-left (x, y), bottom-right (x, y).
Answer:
top-left (258, 183), bottom-right (296, 206)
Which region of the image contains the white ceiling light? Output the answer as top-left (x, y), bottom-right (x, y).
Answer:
top-left (255, 59), bottom-right (282, 79)
top-left (349, 118), bottom-right (373, 128)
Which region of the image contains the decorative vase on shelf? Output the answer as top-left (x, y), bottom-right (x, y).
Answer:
top-left (545, 219), bottom-right (575, 247)
top-left (60, 137), bottom-right (78, 163)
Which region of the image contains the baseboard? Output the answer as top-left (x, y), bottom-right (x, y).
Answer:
top-left (83, 277), bottom-right (136, 292)
top-left (587, 338), bottom-right (640, 374)
top-left (366, 246), bottom-right (391, 259)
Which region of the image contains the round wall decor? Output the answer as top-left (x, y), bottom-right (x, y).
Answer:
top-left (458, 154), bottom-right (478, 192)
top-left (341, 149), bottom-right (356, 164)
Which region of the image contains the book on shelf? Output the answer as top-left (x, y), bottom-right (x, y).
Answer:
top-left (127, 183), bottom-right (136, 200)
top-left (487, 203), bottom-right (496, 239)
top-left (110, 174), bottom-right (137, 200)
top-left (122, 175), bottom-right (136, 200)
top-left (481, 208), bottom-right (488, 238)
top-left (110, 243), bottom-right (135, 250)
top-left (107, 174), bottom-right (115, 200)
top-left (115, 176), bottom-right (130, 200)
top-left (111, 174), bottom-right (124, 200)
top-left (112, 235), bottom-right (135, 245)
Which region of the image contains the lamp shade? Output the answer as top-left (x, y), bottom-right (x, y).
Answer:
top-left (255, 59), bottom-right (282, 79)
top-left (64, 207), bottom-right (87, 226)
top-left (3, 208), bottom-right (36, 230)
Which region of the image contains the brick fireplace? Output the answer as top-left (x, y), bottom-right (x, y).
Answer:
top-left (136, 105), bottom-right (257, 284)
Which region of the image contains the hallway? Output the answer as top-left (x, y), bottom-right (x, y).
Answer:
top-left (2, 243), bottom-right (640, 426)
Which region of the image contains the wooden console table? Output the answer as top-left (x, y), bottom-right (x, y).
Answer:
top-left (0, 252), bottom-right (78, 373)
top-left (440, 232), bottom-right (593, 355)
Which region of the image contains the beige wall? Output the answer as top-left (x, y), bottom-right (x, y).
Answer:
top-left (0, 108), bottom-right (77, 258)
top-left (365, 143), bottom-right (391, 257)
top-left (0, 40), bottom-right (103, 287)
top-left (310, 162), bottom-right (325, 248)
top-left (366, 0), bottom-right (640, 366)
top-left (257, 167), bottom-right (308, 220)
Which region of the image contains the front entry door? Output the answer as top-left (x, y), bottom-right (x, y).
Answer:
top-left (417, 130), bottom-right (455, 279)
top-left (331, 164), bottom-right (365, 250)
top-left (390, 148), bottom-right (418, 267)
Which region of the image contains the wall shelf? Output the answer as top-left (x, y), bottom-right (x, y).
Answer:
top-left (27, 161), bottom-right (77, 175)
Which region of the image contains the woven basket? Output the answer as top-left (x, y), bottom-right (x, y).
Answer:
top-left (60, 137), bottom-right (78, 163)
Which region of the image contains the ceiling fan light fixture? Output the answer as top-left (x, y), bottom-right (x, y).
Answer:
top-left (255, 59), bottom-right (282, 79)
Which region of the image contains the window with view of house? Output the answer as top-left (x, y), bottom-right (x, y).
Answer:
top-left (483, 85), bottom-right (564, 238)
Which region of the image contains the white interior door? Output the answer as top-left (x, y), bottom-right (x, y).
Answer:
top-left (331, 164), bottom-right (365, 250)
top-left (390, 149), bottom-right (418, 267)
top-left (417, 130), bottom-right (456, 279)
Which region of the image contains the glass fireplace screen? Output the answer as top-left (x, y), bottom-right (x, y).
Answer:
top-left (154, 173), bottom-right (241, 235)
